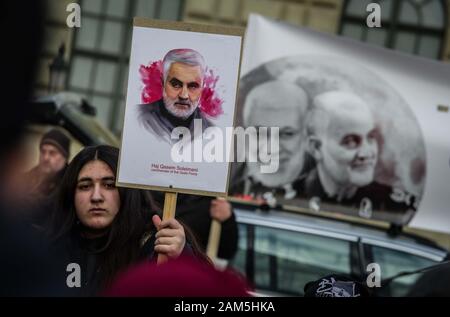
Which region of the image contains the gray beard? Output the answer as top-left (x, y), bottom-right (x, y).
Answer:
top-left (163, 93), bottom-right (199, 120)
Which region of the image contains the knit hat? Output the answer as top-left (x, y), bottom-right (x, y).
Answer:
top-left (40, 129), bottom-right (70, 159)
top-left (304, 274), bottom-right (370, 297)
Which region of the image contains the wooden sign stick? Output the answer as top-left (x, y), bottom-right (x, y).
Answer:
top-left (157, 192), bottom-right (178, 264)
top-left (206, 219), bottom-right (222, 261)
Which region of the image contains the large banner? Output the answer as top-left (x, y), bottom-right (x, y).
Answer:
top-left (229, 14), bottom-right (450, 234)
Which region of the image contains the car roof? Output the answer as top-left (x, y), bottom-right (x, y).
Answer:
top-left (29, 93), bottom-right (120, 147)
top-left (232, 203), bottom-right (448, 262)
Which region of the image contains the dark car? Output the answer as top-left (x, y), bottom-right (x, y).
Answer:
top-left (228, 201), bottom-right (448, 297)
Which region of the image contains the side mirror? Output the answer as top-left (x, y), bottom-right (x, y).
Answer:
top-left (80, 99), bottom-right (96, 116)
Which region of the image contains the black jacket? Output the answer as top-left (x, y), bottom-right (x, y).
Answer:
top-left (54, 228), bottom-right (195, 296)
top-left (154, 193), bottom-right (238, 260)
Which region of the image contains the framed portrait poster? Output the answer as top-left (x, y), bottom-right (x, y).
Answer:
top-left (117, 18), bottom-right (244, 197)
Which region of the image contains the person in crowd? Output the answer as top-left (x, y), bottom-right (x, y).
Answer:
top-left (47, 145), bottom-right (209, 295)
top-left (25, 129), bottom-right (70, 198)
top-left (22, 128), bottom-right (70, 226)
top-left (154, 193), bottom-right (238, 261)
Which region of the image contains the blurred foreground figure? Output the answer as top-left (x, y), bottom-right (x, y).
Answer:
top-left (104, 256), bottom-right (250, 297)
top-left (0, 1), bottom-right (68, 296)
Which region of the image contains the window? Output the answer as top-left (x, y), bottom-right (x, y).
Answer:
top-left (231, 224), bottom-right (248, 277)
top-left (231, 223), bottom-right (353, 296)
top-left (371, 245), bottom-right (437, 296)
top-left (68, 0), bottom-right (185, 134)
top-left (339, 0), bottom-right (447, 60)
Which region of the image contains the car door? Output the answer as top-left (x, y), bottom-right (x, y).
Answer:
top-left (363, 242), bottom-right (442, 297)
top-left (231, 222), bottom-right (361, 296)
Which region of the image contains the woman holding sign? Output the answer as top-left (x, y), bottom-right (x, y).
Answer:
top-left (47, 145), bottom-right (208, 295)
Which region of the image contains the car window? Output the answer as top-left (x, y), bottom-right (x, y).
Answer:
top-left (231, 223), bottom-right (352, 296)
top-left (231, 224), bottom-right (247, 277)
top-left (371, 245), bottom-right (437, 296)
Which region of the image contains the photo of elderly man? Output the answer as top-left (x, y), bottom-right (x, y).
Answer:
top-left (138, 48), bottom-right (213, 144)
top-left (232, 80), bottom-right (310, 200)
top-left (303, 90), bottom-right (417, 218)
